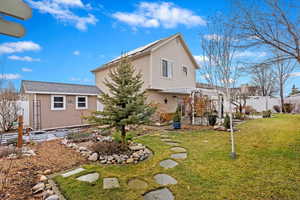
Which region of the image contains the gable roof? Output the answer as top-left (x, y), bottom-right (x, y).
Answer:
top-left (21, 80), bottom-right (101, 95)
top-left (91, 33), bottom-right (199, 73)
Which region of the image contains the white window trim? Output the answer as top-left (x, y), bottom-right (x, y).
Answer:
top-left (76, 96), bottom-right (88, 110)
top-left (51, 95), bottom-right (66, 111)
top-left (161, 58), bottom-right (173, 79)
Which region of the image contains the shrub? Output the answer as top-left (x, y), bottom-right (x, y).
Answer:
top-left (223, 114), bottom-right (230, 129)
top-left (273, 105), bottom-right (281, 113)
top-left (207, 114), bottom-right (217, 126)
top-left (67, 132), bottom-right (93, 143)
top-left (160, 113), bottom-right (175, 122)
top-left (113, 131), bottom-right (135, 143)
top-left (262, 110), bottom-right (272, 118)
top-left (172, 111), bottom-right (181, 123)
top-left (234, 112), bottom-right (244, 120)
top-left (91, 141), bottom-right (131, 155)
top-left (283, 103), bottom-right (295, 113)
top-left (244, 105), bottom-right (256, 115)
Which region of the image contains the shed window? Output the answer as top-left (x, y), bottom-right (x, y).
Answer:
top-left (51, 95), bottom-right (66, 110)
top-left (76, 96), bottom-right (88, 109)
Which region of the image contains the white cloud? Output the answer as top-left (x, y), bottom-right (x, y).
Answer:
top-left (8, 55), bottom-right (40, 62)
top-left (73, 50), bottom-right (80, 56)
top-left (113, 2), bottom-right (206, 29)
top-left (235, 51), bottom-right (267, 58)
top-left (21, 68), bottom-right (33, 72)
top-left (0, 74), bottom-right (21, 80)
top-left (290, 72), bottom-right (300, 77)
top-left (27, 0), bottom-right (97, 31)
top-left (0, 41), bottom-right (41, 54)
top-left (194, 55), bottom-right (208, 64)
top-left (203, 34), bottom-right (222, 41)
top-left (70, 77), bottom-right (92, 83)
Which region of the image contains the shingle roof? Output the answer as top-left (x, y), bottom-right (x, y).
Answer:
top-left (91, 33), bottom-right (182, 72)
top-left (21, 80), bottom-right (101, 95)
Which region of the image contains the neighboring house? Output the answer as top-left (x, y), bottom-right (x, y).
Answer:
top-left (20, 80), bottom-right (101, 130)
top-left (91, 33), bottom-right (199, 114)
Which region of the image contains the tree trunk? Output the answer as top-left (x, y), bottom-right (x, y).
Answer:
top-left (280, 81), bottom-right (285, 113)
top-left (227, 90), bottom-right (236, 159)
top-left (121, 125), bottom-right (126, 146)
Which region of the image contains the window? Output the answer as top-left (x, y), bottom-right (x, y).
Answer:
top-left (76, 96), bottom-right (88, 109)
top-left (51, 95), bottom-right (65, 110)
top-left (161, 59), bottom-right (173, 78)
top-left (182, 66), bottom-right (188, 76)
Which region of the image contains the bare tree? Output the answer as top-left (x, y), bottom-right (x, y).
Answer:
top-left (0, 81), bottom-right (20, 133)
top-left (233, 0), bottom-right (300, 64)
top-left (246, 63), bottom-right (277, 96)
top-left (200, 14), bottom-right (241, 159)
top-left (273, 53), bottom-right (296, 112)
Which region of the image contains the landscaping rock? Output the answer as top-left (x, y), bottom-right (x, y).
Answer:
top-left (126, 158), bottom-right (134, 164)
top-left (39, 175), bottom-right (48, 182)
top-left (159, 159), bottom-right (178, 169)
top-left (45, 194), bottom-right (59, 200)
top-left (88, 153), bottom-right (98, 161)
top-left (143, 188), bottom-right (174, 200)
top-left (32, 182), bottom-right (45, 193)
top-left (43, 169), bottom-right (51, 175)
top-left (76, 173), bottom-right (99, 183)
top-left (129, 145), bottom-right (144, 151)
top-left (165, 142), bottom-right (179, 146)
top-left (154, 174), bottom-right (177, 185)
top-left (103, 178), bottom-right (120, 189)
top-left (61, 168), bottom-right (85, 177)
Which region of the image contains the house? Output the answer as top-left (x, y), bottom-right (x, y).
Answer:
top-left (91, 33), bottom-right (199, 114)
top-left (20, 80), bottom-right (101, 130)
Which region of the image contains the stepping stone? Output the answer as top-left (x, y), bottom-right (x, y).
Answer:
top-left (103, 177), bottom-right (120, 189)
top-left (170, 147), bottom-right (186, 153)
top-left (161, 138), bottom-right (173, 142)
top-left (154, 174), bottom-right (177, 185)
top-left (143, 188), bottom-right (174, 200)
top-left (165, 142), bottom-right (179, 146)
top-left (171, 153), bottom-right (187, 160)
top-left (160, 135), bottom-right (170, 138)
top-left (159, 159), bottom-right (178, 169)
top-left (76, 172), bottom-right (99, 183)
top-left (61, 168), bottom-right (85, 178)
top-left (128, 178), bottom-right (148, 190)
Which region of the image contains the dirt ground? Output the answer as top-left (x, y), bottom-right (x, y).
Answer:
top-left (0, 140), bottom-right (87, 200)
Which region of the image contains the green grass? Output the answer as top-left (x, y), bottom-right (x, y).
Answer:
top-left (54, 114), bottom-right (300, 200)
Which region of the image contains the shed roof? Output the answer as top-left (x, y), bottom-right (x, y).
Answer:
top-left (21, 80), bottom-right (101, 95)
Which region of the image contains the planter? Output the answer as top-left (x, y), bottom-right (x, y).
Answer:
top-left (173, 122), bottom-right (181, 129)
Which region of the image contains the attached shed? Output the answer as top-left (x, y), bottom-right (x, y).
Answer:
top-left (20, 80), bottom-right (102, 130)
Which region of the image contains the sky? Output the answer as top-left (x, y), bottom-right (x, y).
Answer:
top-left (0, 0), bottom-right (300, 95)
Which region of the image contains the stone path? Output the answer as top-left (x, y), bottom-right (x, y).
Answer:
top-left (76, 172), bottom-right (99, 183)
top-left (143, 188), bottom-right (174, 200)
top-left (61, 168), bottom-right (85, 178)
top-left (154, 174), bottom-right (177, 185)
top-left (59, 132), bottom-right (189, 200)
top-left (128, 178), bottom-right (148, 190)
top-left (103, 177), bottom-right (120, 189)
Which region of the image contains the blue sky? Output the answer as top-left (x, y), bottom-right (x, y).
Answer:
top-left (0, 0), bottom-right (299, 95)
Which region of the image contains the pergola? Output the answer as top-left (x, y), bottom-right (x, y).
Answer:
top-left (0, 0), bottom-right (32, 37)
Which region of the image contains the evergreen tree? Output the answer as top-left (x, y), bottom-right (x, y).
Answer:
top-left (88, 57), bottom-right (155, 145)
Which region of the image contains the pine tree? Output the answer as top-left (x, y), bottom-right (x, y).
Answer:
top-left (88, 57), bottom-right (155, 145)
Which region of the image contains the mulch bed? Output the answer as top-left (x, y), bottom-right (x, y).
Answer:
top-left (0, 140), bottom-right (87, 200)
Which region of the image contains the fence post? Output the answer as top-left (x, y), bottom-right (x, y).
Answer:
top-left (17, 115), bottom-right (23, 148)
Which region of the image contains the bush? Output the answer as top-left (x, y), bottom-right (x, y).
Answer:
top-left (112, 131), bottom-right (135, 143)
top-left (160, 113), bottom-right (175, 122)
top-left (223, 114), bottom-right (230, 129)
top-left (207, 114), bottom-right (217, 126)
top-left (172, 112), bottom-right (181, 123)
top-left (284, 103), bottom-right (294, 113)
top-left (262, 110), bottom-right (272, 118)
top-left (244, 106), bottom-right (256, 115)
top-left (273, 105), bottom-right (281, 113)
top-left (234, 112), bottom-right (244, 120)
top-left (91, 141), bottom-right (131, 155)
top-left (67, 132), bottom-right (93, 143)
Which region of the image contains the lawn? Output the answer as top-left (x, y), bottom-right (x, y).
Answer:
top-left (53, 114), bottom-right (300, 200)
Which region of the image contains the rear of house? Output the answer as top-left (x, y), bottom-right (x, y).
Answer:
top-left (20, 80), bottom-right (101, 130)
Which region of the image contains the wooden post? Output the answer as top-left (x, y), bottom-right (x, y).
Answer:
top-left (17, 115), bottom-right (23, 148)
